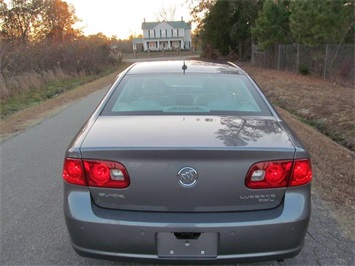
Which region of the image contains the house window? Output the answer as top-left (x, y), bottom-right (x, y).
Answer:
top-left (150, 30), bottom-right (155, 38)
top-left (173, 29), bottom-right (178, 37)
top-left (161, 29), bottom-right (166, 37)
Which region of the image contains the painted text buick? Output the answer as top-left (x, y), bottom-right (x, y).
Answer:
top-left (63, 60), bottom-right (312, 263)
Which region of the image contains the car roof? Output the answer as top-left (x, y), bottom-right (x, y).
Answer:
top-left (126, 60), bottom-right (246, 75)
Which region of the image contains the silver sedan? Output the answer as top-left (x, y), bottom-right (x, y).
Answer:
top-left (63, 60), bottom-right (312, 263)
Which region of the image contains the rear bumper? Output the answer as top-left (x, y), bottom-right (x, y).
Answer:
top-left (64, 183), bottom-right (311, 263)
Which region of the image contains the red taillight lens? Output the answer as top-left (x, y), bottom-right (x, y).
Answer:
top-left (246, 159), bottom-right (312, 189)
top-left (265, 162), bottom-right (292, 185)
top-left (246, 161), bottom-right (292, 189)
top-left (63, 158), bottom-right (86, 185)
top-left (63, 158), bottom-right (130, 188)
top-left (83, 160), bottom-right (130, 188)
top-left (85, 162), bottom-right (110, 185)
top-left (290, 159), bottom-right (312, 186)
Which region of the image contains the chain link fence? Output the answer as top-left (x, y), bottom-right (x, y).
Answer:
top-left (251, 44), bottom-right (354, 87)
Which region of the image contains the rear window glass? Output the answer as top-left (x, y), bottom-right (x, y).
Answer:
top-left (102, 74), bottom-right (271, 116)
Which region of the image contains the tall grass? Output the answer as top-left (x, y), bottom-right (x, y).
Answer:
top-left (0, 35), bottom-right (122, 102)
top-left (1, 68), bottom-right (70, 100)
top-left (0, 65), bottom-right (119, 119)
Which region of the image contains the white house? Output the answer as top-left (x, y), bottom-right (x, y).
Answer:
top-left (132, 18), bottom-right (192, 52)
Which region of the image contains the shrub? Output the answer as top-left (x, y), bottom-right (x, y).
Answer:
top-left (298, 64), bottom-right (310, 75)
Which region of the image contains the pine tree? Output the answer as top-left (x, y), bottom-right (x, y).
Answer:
top-left (290, 0), bottom-right (354, 45)
top-left (251, 0), bottom-right (292, 50)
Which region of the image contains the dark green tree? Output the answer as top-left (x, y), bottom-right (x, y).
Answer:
top-left (187, 0), bottom-right (216, 32)
top-left (200, 0), bottom-right (232, 55)
top-left (229, 0), bottom-right (263, 59)
top-left (251, 0), bottom-right (292, 50)
top-left (290, 0), bottom-right (354, 45)
top-left (199, 0), bottom-right (262, 58)
top-left (187, 0), bottom-right (216, 54)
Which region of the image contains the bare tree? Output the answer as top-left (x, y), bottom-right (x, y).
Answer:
top-left (155, 5), bottom-right (177, 21)
top-left (0, 39), bottom-right (10, 99)
top-left (0, 0), bottom-right (43, 44)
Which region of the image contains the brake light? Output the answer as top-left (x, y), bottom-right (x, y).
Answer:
top-left (62, 158), bottom-right (130, 188)
top-left (83, 160), bottom-right (130, 188)
top-left (246, 160), bottom-right (292, 188)
top-left (63, 158), bottom-right (86, 185)
top-left (246, 159), bottom-right (312, 189)
top-left (85, 161), bottom-right (110, 185)
top-left (290, 159), bottom-right (312, 186)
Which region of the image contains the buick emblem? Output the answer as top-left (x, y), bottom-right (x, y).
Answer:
top-left (177, 167), bottom-right (198, 188)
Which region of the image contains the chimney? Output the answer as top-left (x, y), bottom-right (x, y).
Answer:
top-left (144, 18), bottom-right (146, 23)
top-left (181, 16), bottom-right (183, 22)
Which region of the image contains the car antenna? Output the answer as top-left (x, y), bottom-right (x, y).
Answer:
top-left (182, 61), bottom-right (187, 75)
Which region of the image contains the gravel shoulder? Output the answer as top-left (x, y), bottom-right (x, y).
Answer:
top-left (1, 60), bottom-right (354, 241)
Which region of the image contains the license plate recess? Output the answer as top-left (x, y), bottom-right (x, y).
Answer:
top-left (157, 232), bottom-right (218, 258)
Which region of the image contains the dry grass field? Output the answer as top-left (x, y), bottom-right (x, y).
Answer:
top-left (241, 63), bottom-right (354, 152)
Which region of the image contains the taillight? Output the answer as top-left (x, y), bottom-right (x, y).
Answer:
top-left (246, 160), bottom-right (292, 189)
top-left (246, 159), bottom-right (312, 189)
top-left (62, 158), bottom-right (130, 188)
top-left (290, 159), bottom-right (312, 186)
top-left (83, 160), bottom-right (130, 188)
top-left (63, 158), bottom-right (86, 185)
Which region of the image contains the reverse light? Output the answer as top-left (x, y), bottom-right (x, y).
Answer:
top-left (251, 170), bottom-right (265, 181)
top-left (110, 169), bottom-right (125, 180)
top-left (246, 159), bottom-right (312, 189)
top-left (63, 158), bottom-right (130, 188)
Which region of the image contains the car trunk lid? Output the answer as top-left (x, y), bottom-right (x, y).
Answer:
top-left (81, 116), bottom-right (296, 212)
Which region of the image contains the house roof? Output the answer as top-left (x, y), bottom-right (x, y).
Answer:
top-left (142, 21), bottom-right (191, 30)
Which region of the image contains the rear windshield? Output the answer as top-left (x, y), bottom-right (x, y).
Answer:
top-left (101, 73), bottom-right (271, 116)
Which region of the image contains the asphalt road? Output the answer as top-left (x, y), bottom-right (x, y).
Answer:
top-left (1, 87), bottom-right (354, 265)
